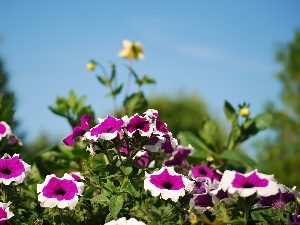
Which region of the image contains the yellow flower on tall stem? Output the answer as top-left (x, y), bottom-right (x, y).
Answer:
top-left (118, 39), bottom-right (144, 60)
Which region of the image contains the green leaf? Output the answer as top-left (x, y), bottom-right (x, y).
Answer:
top-left (107, 84), bottom-right (123, 97)
top-left (224, 100), bottom-right (237, 122)
top-left (255, 113), bottom-right (273, 130)
top-left (218, 150), bottom-right (256, 168)
top-left (97, 76), bottom-right (112, 87)
top-left (137, 75), bottom-right (156, 86)
top-left (120, 177), bottom-right (140, 197)
top-left (73, 96), bottom-right (87, 115)
top-left (199, 119), bottom-right (218, 146)
top-left (110, 63), bottom-right (116, 82)
top-left (147, 222), bottom-right (160, 225)
top-left (120, 166), bottom-right (132, 175)
top-left (124, 92), bottom-right (147, 116)
top-left (177, 131), bottom-right (216, 158)
top-left (109, 195), bottom-right (124, 219)
top-left (68, 90), bottom-right (77, 109)
top-left (90, 193), bottom-right (110, 203)
top-left (103, 179), bottom-right (119, 194)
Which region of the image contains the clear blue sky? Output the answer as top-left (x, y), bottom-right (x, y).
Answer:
top-left (1, 1), bottom-right (300, 148)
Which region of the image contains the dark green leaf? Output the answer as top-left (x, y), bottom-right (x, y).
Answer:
top-left (218, 150), bottom-right (256, 168)
top-left (124, 92), bottom-right (147, 116)
top-left (107, 84), bottom-right (123, 97)
top-left (97, 76), bottom-right (111, 87)
top-left (110, 63), bottom-right (116, 82)
top-left (224, 100), bottom-right (237, 122)
top-left (137, 75), bottom-right (156, 86)
top-left (177, 131), bottom-right (216, 158)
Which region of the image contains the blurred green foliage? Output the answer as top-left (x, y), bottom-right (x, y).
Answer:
top-left (256, 29), bottom-right (300, 189)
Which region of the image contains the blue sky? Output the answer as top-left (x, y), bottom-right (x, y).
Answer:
top-left (1, 1), bottom-right (300, 148)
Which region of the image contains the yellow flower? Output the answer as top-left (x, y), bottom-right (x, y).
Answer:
top-left (118, 39), bottom-right (144, 60)
top-left (86, 61), bottom-right (96, 71)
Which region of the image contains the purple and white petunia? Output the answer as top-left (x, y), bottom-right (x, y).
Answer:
top-left (84, 115), bottom-right (124, 141)
top-left (133, 151), bottom-right (155, 168)
top-left (216, 169), bottom-right (279, 197)
top-left (125, 114), bottom-right (153, 137)
top-left (0, 202), bottom-right (14, 222)
top-left (190, 192), bottom-right (214, 213)
top-left (63, 114), bottom-right (94, 146)
top-left (190, 165), bottom-right (215, 180)
top-left (37, 173), bottom-right (84, 209)
top-left (0, 122), bottom-right (11, 141)
top-left (144, 166), bottom-right (194, 202)
top-left (104, 217), bottom-right (146, 225)
top-left (287, 213), bottom-right (300, 225)
top-left (160, 133), bottom-right (178, 155)
top-left (0, 153), bottom-right (31, 185)
top-left (164, 144), bottom-right (194, 169)
top-left (259, 184), bottom-right (299, 209)
top-left (70, 172), bottom-right (84, 181)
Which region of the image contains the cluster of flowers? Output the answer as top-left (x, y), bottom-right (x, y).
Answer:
top-left (0, 121), bottom-right (85, 223)
top-left (1, 108), bottom-right (300, 225)
top-left (62, 109), bottom-right (300, 224)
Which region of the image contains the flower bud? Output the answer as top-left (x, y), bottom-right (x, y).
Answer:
top-left (239, 106), bottom-right (250, 117)
top-left (86, 61), bottom-right (96, 71)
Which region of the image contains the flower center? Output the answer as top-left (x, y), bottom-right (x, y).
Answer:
top-left (243, 183), bottom-right (254, 188)
top-left (162, 182), bottom-right (173, 189)
top-left (55, 189), bottom-right (66, 196)
top-left (1, 168), bottom-right (11, 175)
top-left (199, 169), bottom-right (207, 175)
top-left (106, 127), bottom-right (114, 132)
top-left (135, 121), bottom-right (148, 129)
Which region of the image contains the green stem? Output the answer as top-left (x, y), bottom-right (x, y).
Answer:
top-left (59, 209), bottom-right (65, 225)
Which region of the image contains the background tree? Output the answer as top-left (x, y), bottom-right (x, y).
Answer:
top-left (141, 92), bottom-right (210, 137)
top-left (256, 29), bottom-right (300, 189)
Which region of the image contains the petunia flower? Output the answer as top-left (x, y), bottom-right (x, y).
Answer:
top-left (84, 115), bottom-right (124, 141)
top-left (164, 144), bottom-right (194, 169)
top-left (160, 133), bottom-right (178, 154)
top-left (190, 165), bottom-right (215, 180)
top-left (0, 153), bottom-right (31, 185)
top-left (144, 166), bottom-right (194, 202)
top-left (125, 114), bottom-right (153, 137)
top-left (63, 114), bottom-right (94, 146)
top-left (216, 169), bottom-right (279, 197)
top-left (0, 202), bottom-right (14, 222)
top-left (259, 184), bottom-right (299, 209)
top-left (133, 151), bottom-right (155, 168)
top-left (287, 213), bottom-right (300, 225)
top-left (37, 173), bottom-right (84, 209)
top-left (190, 192), bottom-right (214, 213)
top-left (0, 122), bottom-right (11, 141)
top-left (70, 172), bottom-right (84, 181)
top-left (118, 39), bottom-right (144, 60)
top-left (104, 217), bottom-right (146, 225)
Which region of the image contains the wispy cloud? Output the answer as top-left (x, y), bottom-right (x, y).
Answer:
top-left (137, 26), bottom-right (275, 74)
